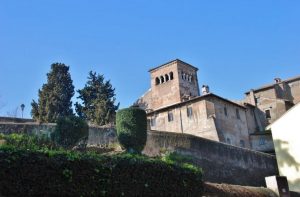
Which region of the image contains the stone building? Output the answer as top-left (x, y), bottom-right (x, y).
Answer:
top-left (136, 59), bottom-right (300, 153)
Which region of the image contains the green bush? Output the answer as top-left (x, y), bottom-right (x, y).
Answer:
top-left (0, 133), bottom-right (57, 151)
top-left (51, 116), bottom-right (89, 148)
top-left (116, 107), bottom-right (147, 153)
top-left (0, 147), bottom-right (203, 196)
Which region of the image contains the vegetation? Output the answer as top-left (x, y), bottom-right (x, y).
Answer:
top-left (51, 116), bottom-right (89, 148)
top-left (116, 107), bottom-right (147, 153)
top-left (0, 133), bottom-right (58, 151)
top-left (31, 63), bottom-right (75, 122)
top-left (75, 71), bottom-right (119, 126)
top-left (0, 133), bottom-right (203, 197)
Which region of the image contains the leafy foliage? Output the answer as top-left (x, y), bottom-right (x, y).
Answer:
top-left (31, 63), bottom-right (74, 122)
top-left (75, 71), bottom-right (119, 126)
top-left (0, 147), bottom-right (203, 197)
top-left (51, 116), bottom-right (89, 148)
top-left (116, 107), bottom-right (147, 153)
top-left (0, 133), bottom-right (58, 151)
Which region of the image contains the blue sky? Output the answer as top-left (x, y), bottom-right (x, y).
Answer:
top-left (0, 0), bottom-right (300, 118)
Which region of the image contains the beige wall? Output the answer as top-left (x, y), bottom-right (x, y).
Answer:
top-left (245, 77), bottom-right (300, 131)
top-left (148, 96), bottom-right (252, 148)
top-left (206, 97), bottom-right (251, 148)
top-left (267, 103), bottom-right (300, 192)
top-left (137, 60), bottom-right (200, 111)
top-left (288, 79), bottom-right (300, 104)
top-left (150, 62), bottom-right (181, 110)
top-left (246, 88), bottom-right (290, 128)
top-left (148, 100), bottom-right (219, 141)
top-left (177, 62), bottom-right (199, 98)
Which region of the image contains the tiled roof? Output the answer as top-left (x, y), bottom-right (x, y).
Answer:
top-left (148, 59), bottom-right (198, 72)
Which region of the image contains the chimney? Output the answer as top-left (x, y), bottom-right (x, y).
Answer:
top-left (202, 85), bottom-right (210, 95)
top-left (274, 78), bottom-right (282, 83)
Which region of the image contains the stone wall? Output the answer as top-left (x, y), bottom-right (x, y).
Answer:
top-left (0, 120), bottom-right (279, 187)
top-left (0, 122), bottom-right (55, 137)
top-left (0, 117), bottom-right (35, 123)
top-left (143, 130), bottom-right (279, 187)
top-left (87, 125), bottom-right (118, 148)
top-left (250, 133), bottom-right (275, 153)
top-left (0, 121), bottom-right (117, 147)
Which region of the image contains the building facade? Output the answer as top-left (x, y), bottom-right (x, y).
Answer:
top-left (136, 59), bottom-right (300, 153)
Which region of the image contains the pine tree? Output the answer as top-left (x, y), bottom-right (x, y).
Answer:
top-left (75, 71), bottom-right (119, 125)
top-left (31, 63), bottom-right (75, 122)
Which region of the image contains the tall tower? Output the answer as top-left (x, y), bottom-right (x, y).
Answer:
top-left (149, 59), bottom-right (200, 110)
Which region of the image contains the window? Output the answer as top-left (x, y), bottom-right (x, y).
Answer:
top-left (165, 74), bottom-right (169, 82)
top-left (150, 117), bottom-right (156, 127)
top-left (224, 107), bottom-right (228, 116)
top-left (168, 111), bottom-right (174, 122)
top-left (240, 140), bottom-right (245, 148)
top-left (255, 97), bottom-right (260, 105)
top-left (265, 109), bottom-right (271, 119)
top-left (226, 138), bottom-right (231, 144)
top-left (259, 138), bottom-right (265, 145)
top-left (187, 107), bottom-right (193, 118)
top-left (236, 109), bottom-right (240, 119)
top-left (155, 77), bottom-right (160, 85)
top-left (170, 72), bottom-right (174, 80)
top-left (160, 76), bottom-right (165, 83)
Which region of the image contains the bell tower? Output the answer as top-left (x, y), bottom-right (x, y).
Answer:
top-left (149, 59), bottom-right (200, 110)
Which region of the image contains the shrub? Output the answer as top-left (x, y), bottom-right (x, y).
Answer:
top-left (51, 116), bottom-right (89, 148)
top-left (0, 133), bottom-right (57, 151)
top-left (116, 107), bottom-right (147, 153)
top-left (0, 148), bottom-right (203, 196)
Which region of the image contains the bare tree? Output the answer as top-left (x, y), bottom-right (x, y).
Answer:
top-left (0, 95), bottom-right (5, 109)
top-left (6, 107), bottom-right (20, 118)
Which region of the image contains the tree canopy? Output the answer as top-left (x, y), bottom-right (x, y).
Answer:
top-left (75, 71), bottom-right (119, 125)
top-left (31, 63), bottom-right (74, 122)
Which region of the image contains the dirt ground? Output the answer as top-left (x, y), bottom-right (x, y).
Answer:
top-left (203, 182), bottom-right (278, 197)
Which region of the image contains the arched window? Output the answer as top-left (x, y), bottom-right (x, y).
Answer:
top-left (155, 77), bottom-right (160, 85)
top-left (182, 73), bottom-right (186, 80)
top-left (170, 72), bottom-right (174, 80)
top-left (165, 74), bottom-right (169, 82)
top-left (160, 76), bottom-right (165, 83)
top-left (226, 138), bottom-right (231, 144)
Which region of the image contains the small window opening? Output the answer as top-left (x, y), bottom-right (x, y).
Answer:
top-left (240, 140), bottom-right (245, 147)
top-left (168, 111), bottom-right (174, 122)
top-left (150, 117), bottom-right (156, 127)
top-left (187, 107), bottom-right (193, 118)
top-left (170, 72), bottom-right (174, 80)
top-left (259, 138), bottom-right (265, 145)
top-left (165, 74), bottom-right (169, 82)
top-left (236, 109), bottom-right (240, 119)
top-left (226, 138), bottom-right (231, 144)
top-left (155, 77), bottom-right (160, 85)
top-left (255, 97), bottom-right (260, 105)
top-left (224, 107), bottom-right (228, 116)
top-left (265, 109), bottom-right (271, 119)
top-left (160, 76), bottom-right (165, 83)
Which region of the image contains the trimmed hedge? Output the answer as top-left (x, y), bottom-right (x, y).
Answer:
top-left (0, 147), bottom-right (203, 197)
top-left (116, 107), bottom-right (147, 153)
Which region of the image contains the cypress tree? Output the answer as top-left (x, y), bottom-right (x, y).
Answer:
top-left (75, 71), bottom-right (119, 125)
top-left (31, 63), bottom-right (74, 122)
